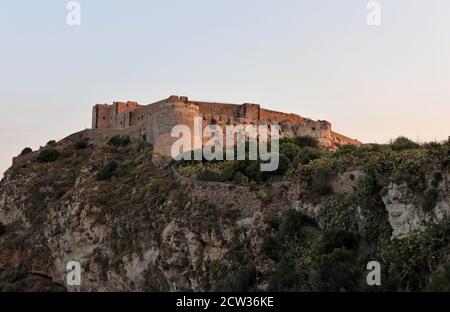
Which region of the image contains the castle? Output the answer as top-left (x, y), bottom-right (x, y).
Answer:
top-left (87, 95), bottom-right (361, 156)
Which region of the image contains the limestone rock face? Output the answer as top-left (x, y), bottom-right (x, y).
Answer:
top-left (0, 145), bottom-right (272, 291)
top-left (382, 172), bottom-right (450, 237)
top-left (382, 183), bottom-right (428, 237)
top-left (0, 173), bottom-right (28, 226)
top-left (1, 142), bottom-right (449, 291)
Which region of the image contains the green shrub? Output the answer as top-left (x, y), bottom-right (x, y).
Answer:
top-left (219, 165), bottom-right (235, 181)
top-left (198, 169), bottom-right (223, 182)
top-left (334, 144), bottom-right (359, 157)
top-left (244, 161), bottom-right (263, 182)
top-left (275, 154), bottom-right (291, 176)
top-left (422, 141), bottom-right (442, 150)
top-left (262, 211), bottom-right (280, 230)
top-left (108, 135), bottom-right (131, 147)
top-left (428, 264), bottom-right (450, 291)
top-left (232, 171), bottom-right (249, 184)
top-left (0, 222), bottom-right (6, 236)
top-left (319, 229), bottom-right (358, 254)
top-left (390, 136), bottom-right (420, 151)
top-left (262, 235), bottom-right (282, 260)
top-left (423, 188), bottom-right (438, 211)
top-left (37, 148), bottom-right (60, 163)
top-left (19, 147), bottom-right (33, 156)
top-left (267, 259), bottom-right (304, 291)
top-left (382, 222), bottom-right (450, 291)
top-left (311, 247), bottom-right (361, 292)
top-left (96, 161), bottom-right (118, 181)
top-left (311, 167), bottom-right (333, 196)
top-left (280, 142), bottom-right (300, 160)
top-left (214, 263), bottom-right (257, 292)
top-left (293, 147), bottom-right (324, 166)
top-left (46, 140), bottom-right (57, 147)
top-left (279, 209), bottom-right (316, 237)
top-left (295, 136), bottom-right (319, 148)
top-left (74, 139), bottom-right (89, 150)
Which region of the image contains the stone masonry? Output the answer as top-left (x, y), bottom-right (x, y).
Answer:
top-left (89, 95), bottom-right (361, 156)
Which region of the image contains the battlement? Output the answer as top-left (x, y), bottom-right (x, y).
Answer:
top-left (90, 95), bottom-right (362, 155)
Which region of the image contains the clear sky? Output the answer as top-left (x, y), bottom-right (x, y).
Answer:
top-left (1, 0), bottom-right (449, 175)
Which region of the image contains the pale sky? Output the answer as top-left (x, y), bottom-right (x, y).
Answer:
top-left (1, 0), bottom-right (450, 175)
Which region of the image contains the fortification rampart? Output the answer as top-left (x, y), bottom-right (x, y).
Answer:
top-left (88, 95), bottom-right (362, 155)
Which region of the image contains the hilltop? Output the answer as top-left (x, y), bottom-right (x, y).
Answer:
top-left (1, 135), bottom-right (450, 291)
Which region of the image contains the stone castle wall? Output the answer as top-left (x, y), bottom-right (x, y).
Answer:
top-left (88, 95), bottom-right (362, 155)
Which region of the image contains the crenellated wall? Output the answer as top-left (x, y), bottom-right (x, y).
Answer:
top-left (88, 95), bottom-right (362, 156)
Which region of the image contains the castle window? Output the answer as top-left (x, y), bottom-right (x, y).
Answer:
top-left (102, 116), bottom-right (106, 120)
top-left (312, 127), bottom-right (316, 131)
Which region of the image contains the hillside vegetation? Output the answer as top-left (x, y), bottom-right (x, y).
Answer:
top-left (1, 135), bottom-right (450, 291)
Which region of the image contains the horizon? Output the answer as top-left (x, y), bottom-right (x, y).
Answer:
top-left (1, 0), bottom-right (450, 175)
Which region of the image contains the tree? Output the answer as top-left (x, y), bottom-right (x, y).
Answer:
top-left (19, 147), bottom-right (33, 156)
top-left (74, 139), bottom-right (89, 150)
top-left (107, 135), bottom-right (131, 147)
top-left (37, 149), bottom-right (60, 163)
top-left (390, 137), bottom-right (419, 151)
top-left (280, 142), bottom-right (300, 160)
top-left (96, 161), bottom-right (118, 181)
top-left (295, 136), bottom-right (319, 148)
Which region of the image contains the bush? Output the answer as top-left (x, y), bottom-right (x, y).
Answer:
top-left (262, 235), bottom-right (282, 260)
top-left (214, 263), bottom-right (257, 292)
top-left (74, 139), bottom-right (89, 150)
top-left (319, 229), bottom-right (358, 254)
top-left (428, 264), bottom-right (450, 291)
top-left (0, 222), bottom-right (5, 236)
top-left (232, 171), bottom-right (249, 184)
top-left (275, 154), bottom-right (291, 176)
top-left (422, 141), bottom-right (442, 150)
top-left (311, 167), bottom-right (333, 196)
top-left (423, 188), bottom-right (439, 211)
top-left (37, 149), bottom-right (60, 163)
top-left (46, 140), bottom-right (57, 147)
top-left (108, 135), bottom-right (131, 147)
top-left (279, 209), bottom-right (316, 237)
top-left (244, 161), bottom-right (263, 182)
top-left (293, 147), bottom-right (324, 166)
top-left (311, 247), bottom-right (361, 292)
top-left (280, 142), bottom-right (300, 160)
top-left (295, 136), bottom-right (319, 148)
top-left (19, 147), bottom-right (33, 156)
top-left (267, 259), bottom-right (304, 291)
top-left (198, 169), bottom-right (223, 182)
top-left (390, 137), bottom-right (420, 151)
top-left (96, 161), bottom-right (118, 181)
top-left (334, 144), bottom-right (359, 157)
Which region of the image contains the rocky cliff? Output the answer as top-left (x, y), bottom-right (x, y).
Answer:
top-left (1, 136), bottom-right (450, 292)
